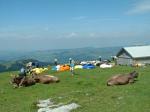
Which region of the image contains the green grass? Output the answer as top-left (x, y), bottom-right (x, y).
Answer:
top-left (0, 66), bottom-right (150, 112)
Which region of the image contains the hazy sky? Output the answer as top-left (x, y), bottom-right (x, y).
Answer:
top-left (0, 0), bottom-right (150, 51)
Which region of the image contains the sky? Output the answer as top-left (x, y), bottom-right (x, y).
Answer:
top-left (0, 0), bottom-right (150, 51)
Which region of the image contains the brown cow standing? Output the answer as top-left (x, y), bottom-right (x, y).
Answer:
top-left (107, 71), bottom-right (138, 86)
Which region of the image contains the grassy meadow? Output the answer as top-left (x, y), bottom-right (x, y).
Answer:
top-left (0, 66), bottom-right (150, 112)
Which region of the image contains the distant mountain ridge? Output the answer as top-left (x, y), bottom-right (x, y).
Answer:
top-left (0, 46), bottom-right (121, 62)
top-left (0, 46), bottom-right (121, 72)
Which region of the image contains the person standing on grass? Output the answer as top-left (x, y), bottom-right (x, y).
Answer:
top-left (54, 58), bottom-right (58, 66)
top-left (69, 58), bottom-right (72, 65)
top-left (18, 67), bottom-right (27, 87)
top-left (70, 59), bottom-right (75, 76)
top-left (26, 62), bottom-right (32, 74)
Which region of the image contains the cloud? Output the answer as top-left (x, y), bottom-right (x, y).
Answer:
top-left (127, 0), bottom-right (150, 14)
top-left (65, 32), bottom-right (78, 38)
top-left (72, 16), bottom-right (87, 20)
top-left (0, 30), bottom-right (149, 51)
top-left (44, 27), bottom-right (49, 31)
top-left (0, 32), bottom-right (25, 39)
top-left (89, 33), bottom-right (96, 37)
top-left (98, 18), bottom-right (120, 21)
top-left (0, 31), bottom-right (44, 40)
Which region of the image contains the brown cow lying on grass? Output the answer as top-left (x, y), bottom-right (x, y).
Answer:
top-left (10, 75), bottom-right (36, 88)
top-left (10, 73), bottom-right (59, 88)
top-left (107, 71), bottom-right (138, 86)
top-left (32, 73), bottom-right (60, 84)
